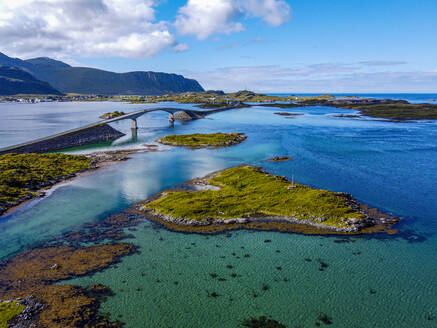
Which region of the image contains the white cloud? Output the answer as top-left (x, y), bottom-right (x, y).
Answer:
top-left (185, 64), bottom-right (437, 93)
top-left (175, 0), bottom-right (244, 40)
top-left (173, 43), bottom-right (190, 52)
top-left (0, 0), bottom-right (175, 59)
top-left (0, 0), bottom-right (292, 59)
top-left (175, 0), bottom-right (290, 39)
top-left (241, 0), bottom-right (291, 26)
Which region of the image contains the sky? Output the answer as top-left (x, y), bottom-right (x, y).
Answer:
top-left (0, 0), bottom-right (436, 93)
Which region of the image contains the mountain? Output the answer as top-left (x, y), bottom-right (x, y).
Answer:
top-left (0, 52), bottom-right (204, 95)
top-left (0, 66), bottom-right (62, 95)
top-left (0, 52), bottom-right (34, 71)
top-left (25, 57), bottom-right (71, 68)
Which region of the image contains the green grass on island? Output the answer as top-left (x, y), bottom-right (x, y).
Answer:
top-left (0, 153), bottom-right (93, 213)
top-left (144, 166), bottom-right (369, 230)
top-left (99, 111), bottom-right (125, 119)
top-left (0, 300), bottom-right (25, 328)
top-left (333, 102), bottom-right (437, 120)
top-left (157, 133), bottom-right (247, 148)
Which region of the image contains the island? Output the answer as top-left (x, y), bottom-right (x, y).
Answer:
top-left (0, 150), bottom-right (152, 217)
top-left (99, 111), bottom-right (125, 119)
top-left (156, 132), bottom-right (247, 148)
top-left (273, 112), bottom-right (304, 118)
top-left (267, 156), bottom-right (292, 162)
top-left (0, 153), bottom-right (93, 216)
top-left (137, 165), bottom-right (399, 234)
top-left (0, 195), bottom-right (142, 327)
top-left (0, 242), bottom-right (136, 327)
top-left (328, 99), bottom-right (437, 121)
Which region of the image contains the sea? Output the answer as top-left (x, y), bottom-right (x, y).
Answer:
top-left (0, 94), bottom-right (436, 327)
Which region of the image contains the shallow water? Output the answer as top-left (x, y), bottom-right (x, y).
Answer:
top-left (68, 221), bottom-right (437, 328)
top-left (1, 101), bottom-right (437, 327)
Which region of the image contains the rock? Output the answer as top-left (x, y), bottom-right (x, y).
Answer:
top-left (8, 295), bottom-right (45, 328)
top-left (267, 156), bottom-right (292, 162)
top-left (174, 111), bottom-right (194, 120)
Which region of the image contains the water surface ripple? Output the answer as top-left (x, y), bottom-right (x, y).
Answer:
top-left (1, 100), bottom-right (436, 327)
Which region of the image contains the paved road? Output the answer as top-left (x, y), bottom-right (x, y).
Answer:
top-left (0, 103), bottom-right (242, 153)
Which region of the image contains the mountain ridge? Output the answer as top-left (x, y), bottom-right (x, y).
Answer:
top-left (0, 52), bottom-right (204, 95)
top-left (0, 66), bottom-right (62, 95)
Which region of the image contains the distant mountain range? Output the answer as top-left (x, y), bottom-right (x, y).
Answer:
top-left (0, 66), bottom-right (62, 96)
top-left (0, 52), bottom-right (204, 95)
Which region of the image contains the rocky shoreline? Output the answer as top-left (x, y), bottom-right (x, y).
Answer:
top-left (156, 132), bottom-right (247, 149)
top-left (0, 243), bottom-right (138, 327)
top-left (3, 296), bottom-right (45, 328)
top-left (133, 166), bottom-right (400, 235)
top-left (0, 202), bottom-right (149, 327)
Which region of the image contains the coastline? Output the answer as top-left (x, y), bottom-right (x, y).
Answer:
top-left (131, 166), bottom-right (400, 236)
top-left (0, 145), bottom-right (161, 218)
top-left (156, 132), bottom-right (247, 149)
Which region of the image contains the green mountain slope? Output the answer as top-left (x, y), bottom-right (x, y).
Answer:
top-left (0, 66), bottom-right (62, 95)
top-left (0, 52), bottom-right (204, 95)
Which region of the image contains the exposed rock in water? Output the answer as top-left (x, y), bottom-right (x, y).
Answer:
top-left (7, 296), bottom-right (45, 328)
top-left (274, 112), bottom-right (303, 117)
top-left (0, 243), bottom-right (137, 327)
top-left (174, 111), bottom-right (205, 121)
top-left (242, 315), bottom-right (287, 328)
top-left (267, 156), bottom-right (292, 162)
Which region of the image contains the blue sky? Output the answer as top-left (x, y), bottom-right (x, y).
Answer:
top-left (1, 0), bottom-right (436, 92)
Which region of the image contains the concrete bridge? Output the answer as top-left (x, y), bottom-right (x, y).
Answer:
top-left (0, 103), bottom-right (241, 155)
top-left (104, 107), bottom-right (201, 129)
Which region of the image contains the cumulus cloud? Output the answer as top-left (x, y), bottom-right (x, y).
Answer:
top-left (0, 0), bottom-right (175, 59)
top-left (175, 0), bottom-right (244, 40)
top-left (175, 0), bottom-right (290, 39)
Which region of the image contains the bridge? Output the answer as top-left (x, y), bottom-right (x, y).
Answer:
top-left (104, 107), bottom-right (203, 129)
top-left (0, 103), bottom-right (242, 155)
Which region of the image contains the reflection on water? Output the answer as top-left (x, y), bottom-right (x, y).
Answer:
top-left (1, 101), bottom-right (437, 327)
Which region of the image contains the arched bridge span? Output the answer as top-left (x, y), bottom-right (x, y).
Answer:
top-left (103, 107), bottom-right (197, 129)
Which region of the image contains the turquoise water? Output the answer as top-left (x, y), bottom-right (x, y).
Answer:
top-left (1, 101), bottom-right (437, 327)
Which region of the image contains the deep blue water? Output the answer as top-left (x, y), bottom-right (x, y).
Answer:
top-left (1, 98), bottom-right (437, 327)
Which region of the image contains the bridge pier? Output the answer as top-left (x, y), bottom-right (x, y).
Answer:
top-left (168, 113), bottom-right (175, 124)
top-left (131, 127), bottom-right (138, 141)
top-left (131, 118), bottom-right (138, 130)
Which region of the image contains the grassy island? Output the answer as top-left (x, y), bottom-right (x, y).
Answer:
top-left (0, 153), bottom-right (93, 215)
top-left (332, 101), bottom-right (437, 121)
top-left (99, 111), bottom-right (125, 119)
top-left (157, 132), bottom-right (247, 148)
top-left (126, 90), bottom-right (296, 106)
top-left (141, 166), bottom-right (398, 234)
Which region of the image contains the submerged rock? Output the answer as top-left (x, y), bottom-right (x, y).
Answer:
top-left (242, 315), bottom-right (287, 328)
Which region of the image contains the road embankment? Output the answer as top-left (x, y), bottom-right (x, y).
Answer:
top-left (0, 124), bottom-right (124, 155)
